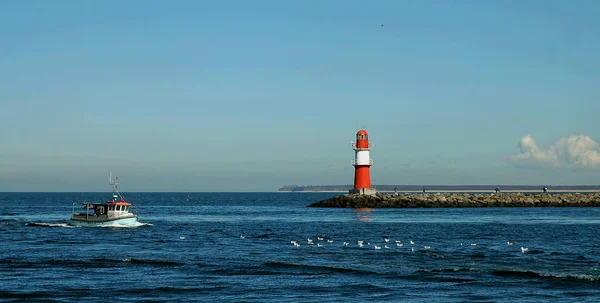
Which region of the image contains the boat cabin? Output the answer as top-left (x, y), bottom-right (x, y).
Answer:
top-left (106, 201), bottom-right (132, 214)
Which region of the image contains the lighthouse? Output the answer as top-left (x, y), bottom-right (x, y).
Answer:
top-left (349, 129), bottom-right (376, 196)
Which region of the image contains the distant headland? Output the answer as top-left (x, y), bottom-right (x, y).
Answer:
top-left (279, 185), bottom-right (600, 193)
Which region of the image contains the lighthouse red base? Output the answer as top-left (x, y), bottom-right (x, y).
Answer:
top-left (350, 165), bottom-right (377, 196)
top-left (353, 166), bottom-right (371, 189)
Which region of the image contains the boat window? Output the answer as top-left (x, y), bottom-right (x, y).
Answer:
top-left (117, 205), bottom-right (121, 211)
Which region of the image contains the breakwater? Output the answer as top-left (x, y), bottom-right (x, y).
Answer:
top-left (308, 192), bottom-right (600, 208)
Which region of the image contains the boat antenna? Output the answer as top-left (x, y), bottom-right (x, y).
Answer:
top-left (109, 172), bottom-right (124, 201)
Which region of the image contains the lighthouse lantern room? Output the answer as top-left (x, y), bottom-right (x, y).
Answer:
top-left (349, 129), bottom-right (377, 196)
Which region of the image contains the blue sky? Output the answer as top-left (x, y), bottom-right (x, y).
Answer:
top-left (1, 0), bottom-right (599, 191)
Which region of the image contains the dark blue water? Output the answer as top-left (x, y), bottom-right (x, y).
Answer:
top-left (2, 192), bottom-right (600, 302)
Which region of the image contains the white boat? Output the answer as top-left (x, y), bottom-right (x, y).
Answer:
top-left (69, 174), bottom-right (138, 227)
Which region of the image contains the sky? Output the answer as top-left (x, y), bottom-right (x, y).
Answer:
top-left (1, 0), bottom-right (599, 191)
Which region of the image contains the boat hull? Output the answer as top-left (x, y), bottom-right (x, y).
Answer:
top-left (68, 215), bottom-right (138, 227)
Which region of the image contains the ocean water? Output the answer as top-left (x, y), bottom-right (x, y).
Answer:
top-left (2, 192), bottom-right (600, 302)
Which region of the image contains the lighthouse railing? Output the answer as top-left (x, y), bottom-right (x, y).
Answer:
top-left (351, 159), bottom-right (373, 166)
top-left (351, 143), bottom-right (375, 150)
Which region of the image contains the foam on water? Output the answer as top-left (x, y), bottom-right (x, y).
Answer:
top-left (24, 221), bottom-right (152, 228)
top-left (25, 222), bottom-right (73, 228)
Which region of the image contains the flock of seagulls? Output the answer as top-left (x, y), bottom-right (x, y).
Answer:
top-left (294, 237), bottom-right (416, 250)
top-left (178, 234), bottom-right (530, 254)
top-left (284, 236), bottom-right (530, 253)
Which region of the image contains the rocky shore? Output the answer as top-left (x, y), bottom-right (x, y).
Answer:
top-left (308, 192), bottom-right (600, 208)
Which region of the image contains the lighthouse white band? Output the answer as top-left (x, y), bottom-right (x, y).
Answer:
top-left (354, 150), bottom-right (371, 165)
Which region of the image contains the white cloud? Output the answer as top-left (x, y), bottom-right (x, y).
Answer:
top-left (508, 134), bottom-right (600, 169)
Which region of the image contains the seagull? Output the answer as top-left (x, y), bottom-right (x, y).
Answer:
top-left (383, 238), bottom-right (390, 243)
top-left (396, 243), bottom-right (404, 247)
top-left (179, 236), bottom-right (185, 240)
top-left (384, 245), bottom-right (390, 249)
top-left (521, 247), bottom-right (529, 253)
top-left (317, 243), bottom-right (324, 247)
top-left (374, 245), bottom-right (381, 250)
top-left (410, 240), bottom-right (415, 245)
top-left (343, 242), bottom-right (349, 247)
top-left (507, 241), bottom-right (514, 246)
top-left (327, 240), bottom-right (333, 243)
top-left (239, 235), bottom-right (245, 239)
top-left (424, 246), bottom-right (431, 250)
top-left (471, 243), bottom-right (477, 246)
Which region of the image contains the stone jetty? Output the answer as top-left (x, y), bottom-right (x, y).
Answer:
top-left (308, 192), bottom-right (600, 208)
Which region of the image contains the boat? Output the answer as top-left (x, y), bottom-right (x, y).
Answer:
top-left (69, 174), bottom-right (138, 227)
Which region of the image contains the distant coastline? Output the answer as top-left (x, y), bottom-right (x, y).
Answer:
top-left (279, 185), bottom-right (600, 193)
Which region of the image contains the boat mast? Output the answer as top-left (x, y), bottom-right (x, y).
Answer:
top-left (109, 172), bottom-right (124, 202)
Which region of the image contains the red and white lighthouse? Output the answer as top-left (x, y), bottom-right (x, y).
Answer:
top-left (350, 129), bottom-right (376, 195)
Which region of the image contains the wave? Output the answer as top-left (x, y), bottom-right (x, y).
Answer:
top-left (118, 286), bottom-right (227, 295)
top-left (208, 267), bottom-right (285, 276)
top-left (121, 258), bottom-right (183, 266)
top-left (1, 218), bottom-right (27, 227)
top-left (0, 257), bottom-right (184, 269)
top-left (0, 287), bottom-right (226, 300)
top-left (251, 232), bottom-right (276, 239)
top-left (409, 268), bottom-right (478, 283)
top-left (263, 261), bottom-right (377, 276)
top-left (0, 290), bottom-right (63, 301)
top-left (418, 267), bottom-right (478, 273)
top-left (491, 270), bottom-right (600, 282)
top-left (492, 270), bottom-right (542, 279)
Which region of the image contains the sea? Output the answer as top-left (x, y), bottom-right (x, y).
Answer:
top-left (2, 192), bottom-right (600, 302)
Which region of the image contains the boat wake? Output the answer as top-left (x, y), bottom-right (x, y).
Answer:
top-left (25, 222), bottom-right (73, 228)
top-left (25, 221), bottom-right (152, 228)
top-left (133, 222), bottom-right (153, 227)
top-left (73, 221), bottom-right (153, 228)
